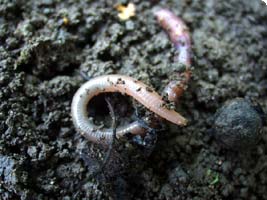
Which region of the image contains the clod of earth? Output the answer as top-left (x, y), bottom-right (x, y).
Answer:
top-left (213, 98), bottom-right (264, 149)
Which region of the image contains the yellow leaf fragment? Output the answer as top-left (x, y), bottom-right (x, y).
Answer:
top-left (63, 17), bottom-right (69, 25)
top-left (116, 3), bottom-right (136, 21)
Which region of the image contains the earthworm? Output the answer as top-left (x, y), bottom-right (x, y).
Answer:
top-left (155, 9), bottom-right (192, 103)
top-left (71, 75), bottom-right (187, 143)
top-left (71, 9), bottom-right (192, 144)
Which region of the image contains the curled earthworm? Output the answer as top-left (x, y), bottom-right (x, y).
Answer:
top-left (71, 9), bottom-right (192, 144)
top-left (71, 75), bottom-right (187, 143)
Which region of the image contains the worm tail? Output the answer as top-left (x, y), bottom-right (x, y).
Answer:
top-left (154, 9), bottom-right (192, 103)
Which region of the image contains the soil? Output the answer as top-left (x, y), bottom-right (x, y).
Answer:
top-left (1, 0), bottom-right (267, 199)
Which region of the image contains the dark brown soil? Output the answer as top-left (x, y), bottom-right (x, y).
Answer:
top-left (1, 0), bottom-right (267, 199)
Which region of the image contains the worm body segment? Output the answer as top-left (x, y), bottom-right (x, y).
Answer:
top-left (155, 9), bottom-right (192, 102)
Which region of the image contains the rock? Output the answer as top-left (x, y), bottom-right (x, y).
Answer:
top-left (213, 98), bottom-right (264, 149)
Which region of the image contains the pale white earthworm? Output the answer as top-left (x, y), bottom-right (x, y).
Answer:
top-left (71, 9), bottom-right (192, 144)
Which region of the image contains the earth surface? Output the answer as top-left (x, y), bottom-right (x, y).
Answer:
top-left (1, 0), bottom-right (267, 199)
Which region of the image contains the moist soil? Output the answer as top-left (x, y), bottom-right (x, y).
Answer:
top-left (1, 0), bottom-right (267, 199)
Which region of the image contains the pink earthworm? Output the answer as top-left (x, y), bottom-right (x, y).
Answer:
top-left (71, 9), bottom-right (192, 144)
top-left (155, 9), bottom-right (192, 103)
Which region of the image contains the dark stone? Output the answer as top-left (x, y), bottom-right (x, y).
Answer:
top-left (213, 98), bottom-right (264, 149)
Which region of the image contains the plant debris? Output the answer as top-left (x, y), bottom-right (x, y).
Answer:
top-left (115, 3), bottom-right (136, 21)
